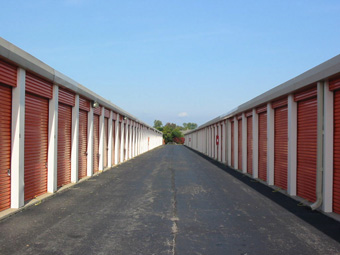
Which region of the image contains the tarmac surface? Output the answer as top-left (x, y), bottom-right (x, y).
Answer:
top-left (0, 145), bottom-right (340, 255)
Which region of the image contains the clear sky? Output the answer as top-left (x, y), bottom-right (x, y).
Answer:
top-left (1, 0), bottom-right (340, 127)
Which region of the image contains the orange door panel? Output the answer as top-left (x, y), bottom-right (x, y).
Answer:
top-left (247, 116), bottom-right (253, 175)
top-left (297, 97), bottom-right (317, 202)
top-left (258, 112), bottom-right (267, 181)
top-left (0, 85), bottom-right (12, 211)
top-left (57, 103), bottom-right (72, 187)
top-left (238, 119), bottom-right (242, 170)
top-left (333, 90), bottom-right (340, 213)
top-left (274, 105), bottom-right (288, 190)
top-left (78, 110), bottom-right (88, 179)
top-left (25, 93), bottom-right (48, 201)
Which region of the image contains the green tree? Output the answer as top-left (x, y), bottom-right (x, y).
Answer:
top-left (162, 124), bottom-right (174, 144)
top-left (158, 122), bottom-right (184, 144)
top-left (183, 122), bottom-right (198, 130)
top-left (153, 120), bottom-right (163, 131)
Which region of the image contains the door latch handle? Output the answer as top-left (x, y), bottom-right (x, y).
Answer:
top-left (7, 169), bottom-right (11, 176)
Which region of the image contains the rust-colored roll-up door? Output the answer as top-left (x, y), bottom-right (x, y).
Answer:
top-left (104, 117), bottom-right (108, 168)
top-left (25, 93), bottom-right (49, 201)
top-left (118, 122), bottom-right (122, 163)
top-left (296, 87), bottom-right (317, 202)
top-left (331, 79), bottom-right (340, 213)
top-left (25, 73), bottom-right (52, 201)
top-left (216, 126), bottom-right (219, 159)
top-left (78, 110), bottom-right (88, 179)
top-left (57, 103), bottom-right (72, 187)
top-left (123, 123), bottom-right (127, 161)
top-left (112, 119), bottom-right (116, 166)
top-left (258, 109), bottom-right (267, 181)
top-left (231, 120), bottom-right (234, 168)
top-left (247, 115), bottom-right (253, 175)
top-left (93, 114), bottom-right (100, 173)
top-left (238, 118), bottom-right (242, 170)
top-left (57, 87), bottom-right (74, 187)
top-left (333, 89), bottom-right (340, 213)
top-left (78, 97), bottom-right (90, 179)
top-left (0, 60), bottom-right (17, 87)
top-left (0, 85), bottom-right (12, 211)
top-left (127, 124), bottom-right (130, 158)
top-left (274, 102), bottom-right (288, 190)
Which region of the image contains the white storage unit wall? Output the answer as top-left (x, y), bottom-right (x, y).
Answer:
top-left (0, 38), bottom-right (163, 213)
top-left (185, 54), bottom-right (340, 216)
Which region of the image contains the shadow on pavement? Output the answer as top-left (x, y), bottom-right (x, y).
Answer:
top-left (185, 146), bottom-right (340, 243)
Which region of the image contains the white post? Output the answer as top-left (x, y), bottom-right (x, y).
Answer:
top-left (108, 111), bottom-right (113, 167)
top-left (120, 120), bottom-right (124, 162)
top-left (47, 85), bottom-right (58, 193)
top-left (132, 123), bottom-right (136, 157)
top-left (71, 94), bottom-right (79, 182)
top-left (114, 114), bottom-right (119, 165)
top-left (139, 125), bottom-right (142, 155)
top-left (242, 113), bottom-right (247, 173)
top-left (125, 120), bottom-right (129, 160)
top-left (87, 107), bottom-right (94, 176)
top-left (11, 68), bottom-right (25, 208)
top-left (287, 94), bottom-right (297, 196)
top-left (135, 124), bottom-right (139, 156)
top-left (267, 102), bottom-right (274, 185)
top-left (323, 81), bottom-right (333, 212)
top-left (99, 107), bottom-right (105, 171)
top-left (129, 121), bottom-right (132, 159)
top-left (234, 117), bottom-right (238, 170)
top-left (252, 109), bottom-right (259, 179)
top-left (207, 127), bottom-right (210, 156)
top-left (227, 120), bottom-right (231, 166)
top-left (138, 125), bottom-right (141, 154)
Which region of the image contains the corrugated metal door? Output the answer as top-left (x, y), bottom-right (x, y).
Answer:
top-left (231, 120), bottom-right (234, 168)
top-left (258, 111), bottom-right (267, 181)
top-left (104, 117), bottom-right (108, 168)
top-left (247, 115), bottom-right (253, 175)
top-left (78, 110), bottom-right (88, 179)
top-left (216, 126), bottom-right (219, 159)
top-left (25, 93), bottom-right (49, 200)
top-left (0, 85), bottom-right (12, 211)
top-left (296, 88), bottom-right (317, 202)
top-left (57, 103), bottom-right (72, 187)
top-left (0, 60), bottom-right (17, 87)
top-left (238, 118), bottom-right (242, 170)
top-left (93, 115), bottom-right (100, 173)
top-left (124, 123), bottom-right (127, 160)
top-left (112, 120), bottom-right (115, 166)
top-left (333, 89), bottom-right (340, 213)
top-left (274, 104), bottom-right (288, 190)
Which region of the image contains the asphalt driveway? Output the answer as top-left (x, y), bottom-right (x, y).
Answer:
top-left (0, 145), bottom-right (339, 255)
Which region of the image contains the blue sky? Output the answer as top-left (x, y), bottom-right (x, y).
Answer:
top-left (1, 0), bottom-right (340, 127)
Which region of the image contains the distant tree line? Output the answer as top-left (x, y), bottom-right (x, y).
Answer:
top-left (153, 120), bottom-right (198, 144)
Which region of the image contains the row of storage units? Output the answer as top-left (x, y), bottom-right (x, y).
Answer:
top-left (0, 38), bottom-right (163, 213)
top-left (185, 54), bottom-right (340, 216)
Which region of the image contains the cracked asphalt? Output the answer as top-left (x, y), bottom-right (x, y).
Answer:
top-left (0, 145), bottom-right (340, 255)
